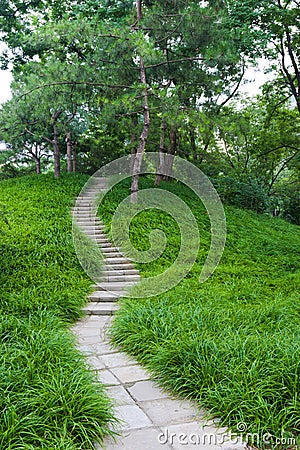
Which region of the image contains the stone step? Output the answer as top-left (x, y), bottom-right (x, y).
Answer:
top-left (83, 302), bottom-right (119, 315)
top-left (93, 281), bottom-right (138, 291)
top-left (82, 192), bottom-right (104, 197)
top-left (106, 263), bottom-right (135, 270)
top-left (88, 285), bottom-right (122, 302)
top-left (101, 252), bottom-right (124, 259)
top-left (75, 223), bottom-right (104, 228)
top-left (72, 214), bottom-right (96, 218)
top-left (77, 227), bottom-right (105, 234)
top-left (73, 208), bottom-right (95, 212)
top-left (76, 203), bottom-right (95, 207)
top-left (83, 234), bottom-right (107, 241)
top-left (105, 257), bottom-right (133, 264)
top-left (96, 242), bottom-right (113, 248)
top-left (75, 219), bottom-right (105, 224)
top-left (101, 269), bottom-right (140, 276)
top-left (72, 214), bottom-right (98, 219)
top-left (101, 247), bottom-right (120, 253)
top-left (82, 194), bottom-right (102, 198)
top-left (72, 208), bottom-right (96, 212)
top-left (84, 188), bottom-right (103, 191)
top-left (95, 274), bottom-right (140, 283)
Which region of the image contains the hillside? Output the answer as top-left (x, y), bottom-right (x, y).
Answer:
top-left (0, 172), bottom-right (299, 447)
top-left (99, 176), bottom-right (300, 446)
top-left (0, 174), bottom-right (116, 449)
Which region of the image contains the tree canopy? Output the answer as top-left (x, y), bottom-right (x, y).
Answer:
top-left (0, 0), bottom-right (299, 220)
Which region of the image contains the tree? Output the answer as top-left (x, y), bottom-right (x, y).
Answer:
top-left (227, 0), bottom-right (300, 114)
top-left (130, 0), bottom-right (150, 202)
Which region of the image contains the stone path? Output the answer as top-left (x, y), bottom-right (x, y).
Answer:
top-left (71, 177), bottom-right (247, 450)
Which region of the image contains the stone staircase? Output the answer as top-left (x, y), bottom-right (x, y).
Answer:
top-left (71, 177), bottom-right (247, 450)
top-left (72, 177), bottom-right (140, 316)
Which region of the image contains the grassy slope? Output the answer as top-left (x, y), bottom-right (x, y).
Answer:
top-left (0, 174), bottom-right (116, 450)
top-left (99, 176), bottom-right (300, 444)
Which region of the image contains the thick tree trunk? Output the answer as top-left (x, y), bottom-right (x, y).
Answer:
top-left (155, 118), bottom-right (166, 186)
top-left (53, 125), bottom-right (60, 178)
top-left (72, 142), bottom-right (77, 172)
top-left (35, 157), bottom-right (41, 174)
top-left (130, 0), bottom-right (150, 203)
top-left (66, 132), bottom-right (72, 173)
top-left (130, 64), bottom-right (150, 202)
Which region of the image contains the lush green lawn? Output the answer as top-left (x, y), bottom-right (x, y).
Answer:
top-left (0, 174), bottom-right (116, 449)
top-left (100, 176), bottom-right (300, 446)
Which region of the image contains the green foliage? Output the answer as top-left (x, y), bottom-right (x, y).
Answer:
top-left (99, 177), bottom-right (300, 444)
top-left (212, 175), bottom-right (272, 213)
top-left (227, 0), bottom-right (300, 113)
top-left (0, 173), bottom-right (117, 448)
top-left (280, 183), bottom-right (300, 225)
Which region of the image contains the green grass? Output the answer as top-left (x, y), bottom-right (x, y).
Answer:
top-left (99, 176), bottom-right (300, 447)
top-left (0, 173), bottom-right (117, 449)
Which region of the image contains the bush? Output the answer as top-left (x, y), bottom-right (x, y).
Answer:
top-left (211, 175), bottom-right (271, 213)
top-left (281, 183), bottom-right (300, 225)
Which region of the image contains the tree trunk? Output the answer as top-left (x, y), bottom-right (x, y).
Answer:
top-left (51, 110), bottom-right (62, 178)
top-left (190, 127), bottom-right (198, 161)
top-left (155, 118), bottom-right (166, 186)
top-left (53, 125), bottom-right (60, 178)
top-left (72, 141), bottom-right (77, 172)
top-left (130, 115), bottom-right (138, 174)
top-left (66, 131), bottom-right (72, 173)
top-left (130, 0), bottom-right (150, 203)
top-left (163, 126), bottom-right (177, 181)
top-left (35, 157), bottom-right (41, 174)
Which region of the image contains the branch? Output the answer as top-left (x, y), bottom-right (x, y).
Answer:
top-left (263, 93), bottom-right (293, 128)
top-left (279, 35), bottom-right (298, 104)
top-left (268, 150), bottom-right (299, 192)
top-left (25, 127), bottom-right (53, 144)
top-left (258, 144), bottom-right (300, 157)
top-left (216, 64), bottom-right (246, 112)
top-left (144, 57), bottom-right (204, 69)
top-left (19, 81), bottom-right (134, 98)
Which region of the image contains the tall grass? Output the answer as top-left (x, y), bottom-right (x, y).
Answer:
top-left (100, 176), bottom-right (300, 446)
top-left (0, 173), bottom-right (116, 449)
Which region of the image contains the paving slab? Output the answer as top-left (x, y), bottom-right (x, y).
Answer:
top-left (100, 352), bottom-right (137, 368)
top-left (106, 385), bottom-right (136, 406)
top-left (127, 380), bottom-right (170, 402)
top-left (90, 341), bottom-right (119, 355)
top-left (110, 364), bottom-right (151, 384)
top-left (97, 369), bottom-right (121, 386)
top-left (164, 422), bottom-right (246, 450)
top-left (75, 335), bottom-right (102, 345)
top-left (113, 404), bottom-right (153, 430)
top-left (83, 302), bottom-right (119, 315)
top-left (86, 355), bottom-right (106, 370)
top-left (103, 427), bottom-right (173, 450)
top-left (138, 398), bottom-right (202, 427)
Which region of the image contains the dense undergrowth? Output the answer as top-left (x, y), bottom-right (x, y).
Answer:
top-left (0, 174), bottom-right (116, 449)
top-left (99, 176), bottom-right (300, 447)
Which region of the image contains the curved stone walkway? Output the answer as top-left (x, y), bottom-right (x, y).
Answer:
top-left (71, 178), bottom-right (247, 450)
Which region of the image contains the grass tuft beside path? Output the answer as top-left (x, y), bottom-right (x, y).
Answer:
top-left (0, 174), bottom-right (116, 449)
top-left (99, 176), bottom-right (300, 446)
